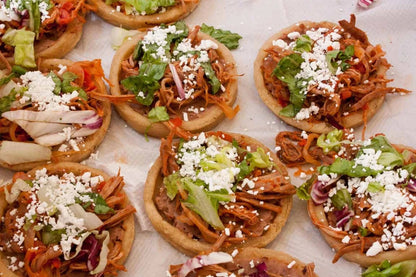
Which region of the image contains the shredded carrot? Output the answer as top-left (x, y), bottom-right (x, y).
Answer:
top-left (207, 94), bottom-right (239, 119)
top-left (100, 205), bottom-right (136, 229)
top-left (302, 134), bottom-right (321, 166)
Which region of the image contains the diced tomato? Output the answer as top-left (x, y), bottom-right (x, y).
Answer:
top-left (170, 117), bottom-right (182, 127)
top-left (57, 2), bottom-right (75, 25)
top-left (12, 172), bottom-right (30, 182)
top-left (278, 97), bottom-right (289, 107)
top-left (340, 89), bottom-right (352, 100)
top-left (327, 46), bottom-right (334, 51)
top-left (298, 139), bottom-right (307, 146)
top-left (354, 62), bottom-right (366, 74)
top-left (83, 69), bottom-right (96, 91)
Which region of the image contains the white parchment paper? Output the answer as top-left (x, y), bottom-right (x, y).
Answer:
top-left (1, 0), bottom-right (415, 276)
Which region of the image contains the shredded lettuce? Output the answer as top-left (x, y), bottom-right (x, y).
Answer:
top-left (182, 178), bottom-right (225, 230)
top-left (0, 88), bottom-right (18, 114)
top-left (246, 147), bottom-right (274, 170)
top-left (163, 172), bottom-right (180, 200)
top-left (272, 53), bottom-right (308, 117)
top-left (41, 225), bottom-right (66, 245)
top-left (200, 23), bottom-right (242, 50)
top-left (77, 192), bottom-right (114, 214)
top-left (200, 62), bottom-right (221, 94)
top-left (362, 260), bottom-right (416, 277)
top-left (120, 0), bottom-right (175, 14)
top-left (296, 175), bottom-right (316, 200)
top-left (367, 182), bottom-right (385, 193)
top-left (326, 45), bottom-right (354, 74)
top-left (148, 106), bottom-right (170, 123)
top-left (293, 35), bottom-right (312, 52)
top-left (403, 163), bottom-right (416, 178)
top-left (319, 136), bottom-right (403, 177)
top-left (330, 189), bottom-right (352, 210)
top-left (110, 27), bottom-right (140, 50)
top-left (2, 29), bottom-right (36, 68)
top-left (317, 129), bottom-right (344, 153)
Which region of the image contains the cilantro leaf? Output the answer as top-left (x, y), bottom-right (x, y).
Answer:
top-left (272, 53), bottom-right (309, 117)
top-left (200, 23), bottom-right (242, 50)
top-left (326, 45), bottom-right (355, 74)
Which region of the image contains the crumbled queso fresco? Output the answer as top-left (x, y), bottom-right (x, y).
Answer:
top-left (0, 0), bottom-right (50, 22)
top-left (272, 27), bottom-right (347, 120)
top-left (141, 25), bottom-right (220, 101)
top-left (320, 140), bottom-right (415, 257)
top-left (3, 169), bottom-right (104, 271)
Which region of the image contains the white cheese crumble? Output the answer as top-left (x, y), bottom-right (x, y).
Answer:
top-left (287, 260), bottom-right (296, 268)
top-left (19, 71), bottom-right (79, 111)
top-left (295, 102), bottom-right (320, 120)
top-left (10, 168), bottom-right (104, 257)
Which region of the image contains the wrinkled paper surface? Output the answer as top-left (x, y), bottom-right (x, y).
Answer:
top-left (1, 0), bottom-right (415, 276)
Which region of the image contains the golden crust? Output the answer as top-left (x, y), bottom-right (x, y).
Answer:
top-left (6, 17), bottom-right (85, 65)
top-left (110, 31), bottom-right (238, 138)
top-left (235, 247), bottom-right (319, 277)
top-left (0, 162), bottom-right (135, 277)
top-left (87, 0), bottom-right (199, 29)
top-left (253, 21), bottom-right (386, 134)
top-left (308, 200), bottom-right (416, 267)
top-left (144, 132), bottom-right (292, 256)
top-left (306, 144), bottom-right (416, 267)
top-left (0, 59), bottom-right (111, 171)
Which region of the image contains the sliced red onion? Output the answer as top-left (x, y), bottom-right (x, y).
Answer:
top-left (358, 0), bottom-right (374, 8)
top-left (0, 141), bottom-right (51, 165)
top-left (169, 63), bottom-right (186, 100)
top-left (326, 115), bottom-right (344, 130)
top-left (249, 262), bottom-right (269, 277)
top-left (311, 181), bottom-right (329, 205)
top-left (74, 234), bottom-right (102, 271)
top-left (15, 120), bottom-right (71, 138)
top-left (407, 179), bottom-right (416, 193)
top-left (2, 110), bottom-right (98, 125)
top-left (85, 116), bottom-right (103, 130)
top-left (34, 126), bottom-right (98, 146)
top-left (178, 252), bottom-right (233, 277)
top-left (334, 206), bottom-right (354, 229)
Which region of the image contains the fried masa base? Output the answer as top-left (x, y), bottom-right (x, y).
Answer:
top-left (0, 59), bottom-right (111, 171)
top-left (87, 0), bottom-right (200, 29)
top-left (6, 17), bottom-right (85, 65)
top-left (0, 162), bottom-right (135, 276)
top-left (143, 132), bottom-right (293, 256)
top-left (110, 31), bottom-right (238, 138)
top-left (307, 145), bottom-right (416, 267)
top-left (253, 20), bottom-right (386, 134)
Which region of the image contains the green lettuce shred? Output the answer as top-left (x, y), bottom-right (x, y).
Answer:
top-left (362, 260), bottom-right (416, 277)
top-left (317, 129), bottom-right (344, 153)
top-left (330, 189), bottom-right (352, 210)
top-left (326, 45), bottom-right (354, 74)
top-left (319, 136), bottom-right (404, 177)
top-left (120, 0), bottom-right (175, 14)
top-left (272, 53), bottom-right (308, 117)
top-left (2, 29), bottom-right (36, 68)
top-left (293, 35), bottom-right (312, 52)
top-left (182, 178), bottom-right (225, 230)
top-left (296, 175), bottom-right (316, 200)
